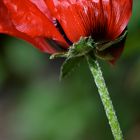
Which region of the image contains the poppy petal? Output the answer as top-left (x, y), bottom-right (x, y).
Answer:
top-left (45, 0), bottom-right (132, 42)
top-left (109, 38), bottom-right (126, 64)
top-left (45, 0), bottom-right (89, 43)
top-left (2, 0), bottom-right (68, 47)
top-left (102, 0), bottom-right (132, 40)
top-left (96, 36), bottom-right (126, 64)
top-left (29, 0), bottom-right (54, 22)
top-left (0, 1), bottom-right (56, 53)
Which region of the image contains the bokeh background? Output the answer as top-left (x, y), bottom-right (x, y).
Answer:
top-left (0, 1), bottom-right (140, 140)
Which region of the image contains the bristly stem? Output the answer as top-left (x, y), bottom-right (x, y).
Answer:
top-left (86, 53), bottom-right (124, 140)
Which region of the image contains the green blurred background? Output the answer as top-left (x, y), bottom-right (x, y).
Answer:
top-left (0, 1), bottom-right (140, 140)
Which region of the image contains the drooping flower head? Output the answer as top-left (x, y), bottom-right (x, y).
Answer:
top-left (0, 0), bottom-right (132, 63)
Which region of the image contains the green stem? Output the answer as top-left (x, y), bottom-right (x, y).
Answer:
top-left (86, 54), bottom-right (124, 140)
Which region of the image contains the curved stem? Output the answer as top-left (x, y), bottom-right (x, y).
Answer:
top-left (86, 54), bottom-right (123, 140)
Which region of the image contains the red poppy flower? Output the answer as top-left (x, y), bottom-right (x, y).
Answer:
top-left (0, 0), bottom-right (132, 62)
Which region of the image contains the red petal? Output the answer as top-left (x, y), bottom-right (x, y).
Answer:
top-left (29, 0), bottom-right (54, 22)
top-left (109, 37), bottom-right (126, 64)
top-left (0, 1), bottom-right (56, 53)
top-left (103, 0), bottom-right (132, 40)
top-left (45, 0), bottom-right (132, 42)
top-left (45, 0), bottom-right (88, 43)
top-left (2, 0), bottom-right (68, 47)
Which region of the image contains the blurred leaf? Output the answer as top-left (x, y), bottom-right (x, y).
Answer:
top-left (8, 79), bottom-right (101, 140)
top-left (4, 37), bottom-right (47, 77)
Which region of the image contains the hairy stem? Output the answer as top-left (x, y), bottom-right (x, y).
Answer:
top-left (86, 54), bottom-right (123, 140)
